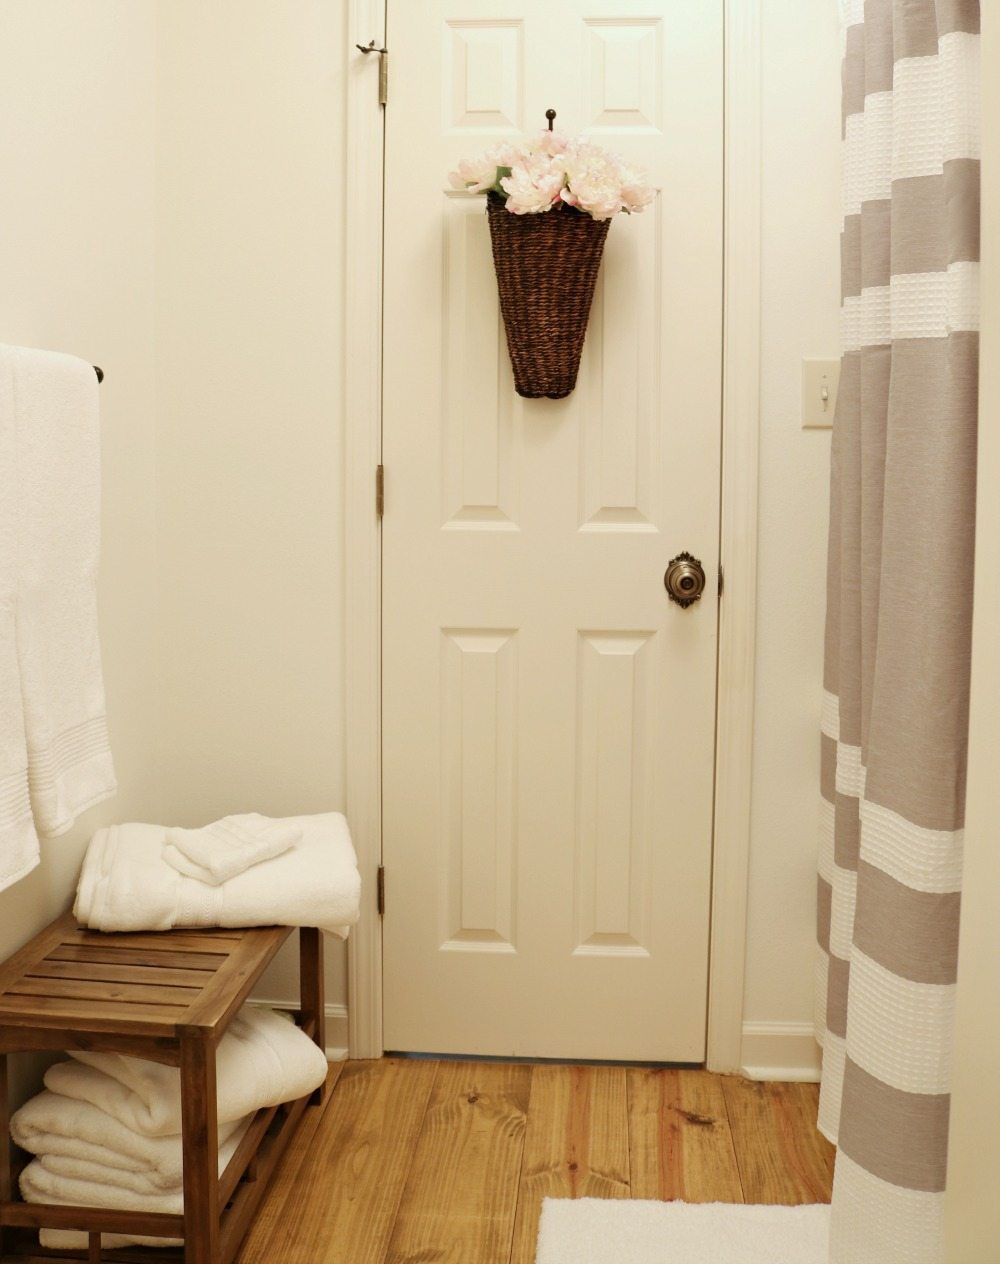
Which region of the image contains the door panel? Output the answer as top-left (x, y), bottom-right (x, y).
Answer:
top-left (382, 0), bottom-right (723, 1061)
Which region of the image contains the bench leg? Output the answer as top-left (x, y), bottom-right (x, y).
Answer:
top-left (0, 1053), bottom-right (9, 1259)
top-left (299, 927), bottom-right (326, 1105)
top-left (181, 1034), bottom-right (219, 1264)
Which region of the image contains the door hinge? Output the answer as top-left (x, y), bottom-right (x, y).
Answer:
top-left (718, 565), bottom-right (724, 597)
top-left (376, 464), bottom-right (385, 518)
top-left (376, 865), bottom-right (386, 916)
top-left (356, 40), bottom-right (388, 106)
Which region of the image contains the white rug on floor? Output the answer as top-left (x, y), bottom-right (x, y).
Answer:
top-left (535, 1199), bottom-right (829, 1264)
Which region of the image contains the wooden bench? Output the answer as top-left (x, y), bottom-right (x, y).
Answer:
top-left (0, 913), bottom-right (326, 1264)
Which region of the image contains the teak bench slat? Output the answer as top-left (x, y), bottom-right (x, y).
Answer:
top-left (0, 913), bottom-right (327, 1264)
top-left (28, 961), bottom-right (216, 989)
top-left (49, 947), bottom-right (226, 972)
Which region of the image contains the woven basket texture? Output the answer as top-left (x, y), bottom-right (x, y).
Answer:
top-left (486, 193), bottom-right (611, 399)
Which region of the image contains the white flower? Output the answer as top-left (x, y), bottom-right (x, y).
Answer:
top-left (448, 132), bottom-right (657, 220)
top-left (447, 141), bottom-right (524, 194)
top-left (448, 155), bottom-right (498, 193)
top-left (500, 153), bottom-right (566, 214)
top-left (530, 129), bottom-right (570, 157)
top-left (619, 164), bottom-right (656, 213)
top-left (560, 142), bottom-right (625, 220)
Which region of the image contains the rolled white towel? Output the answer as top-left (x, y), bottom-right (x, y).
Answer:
top-left (11, 1090), bottom-right (248, 1189)
top-left (44, 1006), bottom-right (327, 1136)
top-left (74, 812), bottom-right (361, 937)
top-left (162, 814), bottom-right (301, 886)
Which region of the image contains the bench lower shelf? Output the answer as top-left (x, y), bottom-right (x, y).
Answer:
top-left (0, 919), bottom-right (327, 1264)
top-left (1, 1091), bottom-right (311, 1264)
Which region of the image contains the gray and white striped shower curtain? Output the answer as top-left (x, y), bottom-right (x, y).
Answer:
top-left (816, 2), bottom-right (980, 1261)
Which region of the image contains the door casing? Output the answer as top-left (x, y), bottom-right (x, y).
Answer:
top-left (344, 0), bottom-right (762, 1071)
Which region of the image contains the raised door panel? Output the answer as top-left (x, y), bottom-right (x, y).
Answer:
top-left (573, 631), bottom-right (654, 956)
top-left (440, 629), bottom-right (519, 951)
top-left (441, 194), bottom-right (523, 530)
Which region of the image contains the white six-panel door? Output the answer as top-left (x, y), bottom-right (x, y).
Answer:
top-left (381, 0), bottom-right (723, 1060)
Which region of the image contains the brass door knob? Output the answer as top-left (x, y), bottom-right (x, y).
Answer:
top-left (664, 552), bottom-right (706, 607)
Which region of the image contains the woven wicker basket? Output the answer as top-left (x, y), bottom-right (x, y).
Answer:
top-left (486, 193), bottom-right (611, 400)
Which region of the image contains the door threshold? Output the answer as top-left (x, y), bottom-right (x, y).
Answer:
top-left (385, 1051), bottom-right (704, 1069)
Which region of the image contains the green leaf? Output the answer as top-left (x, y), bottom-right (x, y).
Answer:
top-left (491, 165), bottom-right (513, 195)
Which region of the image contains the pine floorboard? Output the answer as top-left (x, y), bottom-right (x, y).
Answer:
top-left (722, 1077), bottom-right (835, 1205)
top-left (236, 1059), bottom-right (835, 1264)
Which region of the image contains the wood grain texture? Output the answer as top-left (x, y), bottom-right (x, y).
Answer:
top-left (233, 1061), bottom-right (833, 1264)
top-left (385, 1061), bottom-right (531, 1264)
top-left (511, 1065), bottom-right (629, 1264)
top-left (7, 976), bottom-right (200, 1004)
top-left (628, 1068), bottom-right (745, 1203)
top-left (239, 1058), bottom-right (436, 1264)
top-left (723, 1077), bottom-right (834, 1204)
top-left (48, 945), bottom-right (224, 971)
top-left (234, 1063), bottom-right (343, 1259)
top-left (27, 959), bottom-right (214, 988)
top-left (180, 1034), bottom-right (219, 1264)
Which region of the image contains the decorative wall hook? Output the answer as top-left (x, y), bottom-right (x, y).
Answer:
top-left (545, 108), bottom-right (557, 132)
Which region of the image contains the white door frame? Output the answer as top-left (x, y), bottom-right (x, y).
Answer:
top-left (345, 0), bottom-right (760, 1068)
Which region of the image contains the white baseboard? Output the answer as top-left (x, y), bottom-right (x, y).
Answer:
top-left (249, 997), bottom-right (349, 1062)
top-left (740, 1022), bottom-right (822, 1082)
top-left (248, 1005), bottom-right (817, 1079)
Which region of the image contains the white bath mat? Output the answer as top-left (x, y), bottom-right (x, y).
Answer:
top-left (535, 1198), bottom-right (829, 1264)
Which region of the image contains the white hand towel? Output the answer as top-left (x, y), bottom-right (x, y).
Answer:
top-left (162, 813), bottom-right (301, 885)
top-left (74, 812), bottom-right (361, 937)
top-left (44, 1006), bottom-right (327, 1136)
top-left (7, 345), bottom-right (116, 837)
top-left (0, 348), bottom-right (38, 889)
top-left (11, 1090), bottom-right (248, 1189)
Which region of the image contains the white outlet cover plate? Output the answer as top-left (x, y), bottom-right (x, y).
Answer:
top-left (802, 358), bottom-right (840, 429)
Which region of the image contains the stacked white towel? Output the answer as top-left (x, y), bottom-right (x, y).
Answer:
top-left (12, 1004), bottom-right (328, 1251)
top-left (74, 812), bottom-right (361, 937)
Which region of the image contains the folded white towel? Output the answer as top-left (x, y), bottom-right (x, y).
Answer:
top-left (74, 812), bottom-right (360, 937)
top-left (36, 1117), bottom-right (250, 1195)
top-left (22, 1161), bottom-right (185, 1212)
top-left (5, 345), bottom-right (116, 838)
top-left (21, 1162), bottom-right (185, 1250)
top-left (0, 348), bottom-right (38, 890)
top-left (162, 813), bottom-right (301, 885)
top-left (44, 1006), bottom-right (327, 1136)
top-left (11, 1091), bottom-right (248, 1189)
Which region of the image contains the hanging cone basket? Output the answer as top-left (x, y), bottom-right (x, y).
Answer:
top-left (486, 192), bottom-right (611, 400)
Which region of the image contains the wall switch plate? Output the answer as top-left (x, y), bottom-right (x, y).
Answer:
top-left (802, 359), bottom-right (840, 429)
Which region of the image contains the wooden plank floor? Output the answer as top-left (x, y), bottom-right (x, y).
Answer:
top-left (237, 1059), bottom-right (834, 1264)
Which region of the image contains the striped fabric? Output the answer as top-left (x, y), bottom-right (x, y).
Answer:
top-left (817, 3), bottom-right (980, 1261)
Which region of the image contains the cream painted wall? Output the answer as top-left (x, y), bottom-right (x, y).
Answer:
top-left (154, 1), bottom-right (349, 1015)
top-left (0, 2), bottom-right (161, 1094)
top-left (741, 0), bottom-right (841, 1074)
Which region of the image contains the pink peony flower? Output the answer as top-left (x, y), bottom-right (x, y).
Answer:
top-left (448, 141), bottom-right (524, 194)
top-left (619, 165), bottom-right (656, 213)
top-left (448, 133), bottom-right (655, 220)
top-left (500, 153), bottom-right (566, 214)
